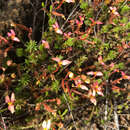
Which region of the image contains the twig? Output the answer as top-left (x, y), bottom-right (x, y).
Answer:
top-left (63, 12), bottom-right (78, 32)
top-left (114, 100), bottom-right (119, 130)
top-left (61, 2), bottom-right (80, 30)
top-left (94, 2), bottom-right (104, 37)
top-left (10, 123), bottom-right (41, 130)
top-left (31, 0), bottom-right (39, 40)
top-left (88, 106), bottom-right (95, 121)
top-left (108, 100), bottom-right (113, 120)
top-left (38, 0), bottom-right (48, 45)
top-left (1, 115), bottom-right (7, 130)
top-left (63, 93), bottom-right (77, 129)
top-left (103, 124), bottom-right (118, 130)
top-left (120, 0), bottom-right (128, 8)
top-left (119, 124), bottom-right (129, 128)
top-left (41, 0), bottom-right (48, 37)
top-left (104, 81), bottom-right (108, 130)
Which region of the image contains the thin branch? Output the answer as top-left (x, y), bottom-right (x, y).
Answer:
top-left (38, 0), bottom-right (48, 45)
top-left (114, 100), bottom-right (119, 130)
top-left (61, 2), bottom-right (80, 30)
top-left (94, 2), bottom-right (104, 37)
top-left (104, 81), bottom-right (108, 130)
top-left (63, 93), bottom-right (77, 129)
top-left (41, 0), bottom-right (48, 35)
top-left (31, 0), bottom-right (39, 40)
top-left (120, 0), bottom-right (128, 8)
top-left (1, 115), bottom-right (7, 130)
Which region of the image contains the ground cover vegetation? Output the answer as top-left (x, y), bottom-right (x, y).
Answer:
top-left (0, 0), bottom-right (130, 129)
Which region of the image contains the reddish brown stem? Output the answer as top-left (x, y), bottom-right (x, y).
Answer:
top-left (55, 0), bottom-right (64, 10)
top-left (65, 81), bottom-right (72, 97)
top-left (61, 79), bottom-right (66, 92)
top-left (52, 66), bottom-right (60, 74)
top-left (71, 89), bottom-right (87, 98)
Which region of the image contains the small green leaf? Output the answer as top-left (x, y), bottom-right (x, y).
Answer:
top-left (41, 2), bottom-right (45, 7)
top-left (48, 17), bottom-right (56, 26)
top-left (39, 44), bottom-right (44, 52)
top-left (16, 48), bottom-right (24, 57)
top-left (25, 40), bottom-right (37, 53)
top-left (97, 79), bottom-right (102, 84)
top-left (121, 5), bottom-right (130, 15)
top-left (105, 50), bottom-right (118, 61)
top-left (61, 109), bottom-right (68, 117)
top-left (115, 63), bottom-right (124, 69)
top-left (58, 110), bottom-right (61, 115)
top-left (52, 80), bottom-right (60, 93)
top-left (117, 105), bottom-right (123, 110)
top-left (101, 24), bottom-right (112, 33)
top-left (80, 1), bottom-right (88, 10)
top-left (50, 5), bottom-right (53, 12)
top-left (64, 38), bottom-right (75, 47)
top-left (120, 17), bottom-right (128, 24)
top-left (47, 65), bottom-right (55, 72)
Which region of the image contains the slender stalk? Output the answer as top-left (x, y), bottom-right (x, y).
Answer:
top-left (41, 0), bottom-right (48, 35)
top-left (31, 0), bottom-right (39, 40)
top-left (114, 100), bottom-right (119, 130)
top-left (88, 106), bottom-right (95, 121)
top-left (104, 81), bottom-right (108, 130)
top-left (63, 93), bottom-right (77, 129)
top-left (61, 2), bottom-right (80, 30)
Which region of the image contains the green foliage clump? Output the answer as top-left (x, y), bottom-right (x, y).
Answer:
top-left (0, 1), bottom-right (129, 129)
top-left (120, 5), bottom-right (130, 15)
